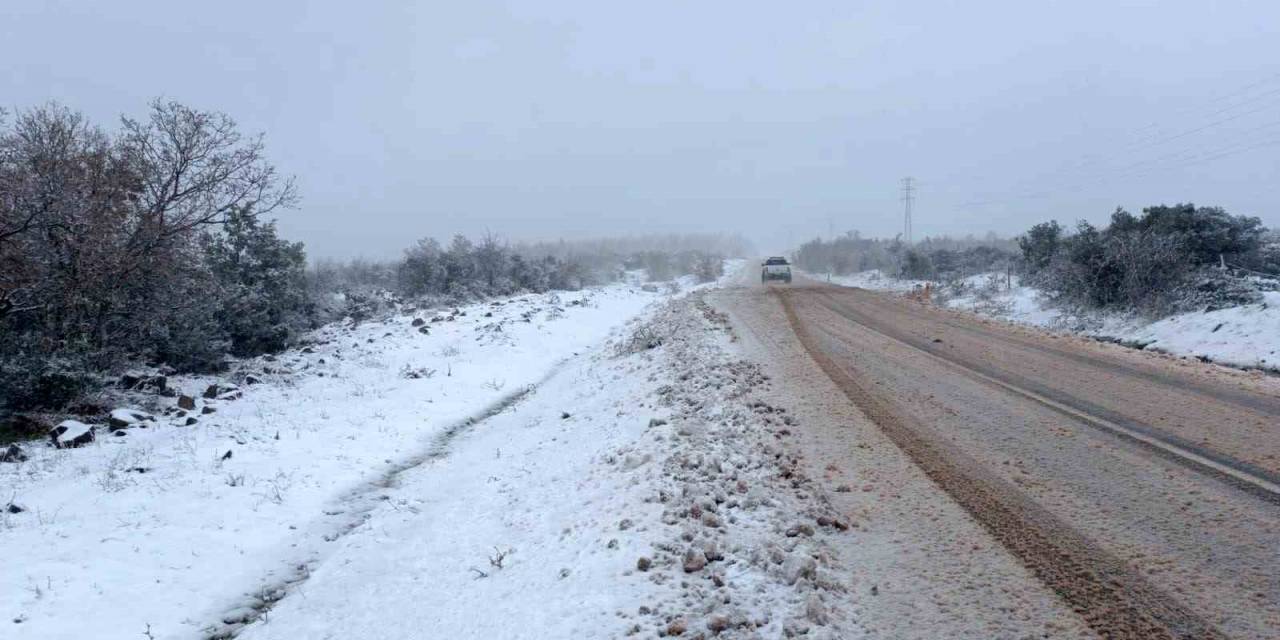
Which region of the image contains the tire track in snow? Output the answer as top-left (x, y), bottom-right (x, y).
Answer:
top-left (203, 364), bottom-right (563, 639)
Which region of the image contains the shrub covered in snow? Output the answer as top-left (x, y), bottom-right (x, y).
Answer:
top-left (1020, 204), bottom-right (1269, 315)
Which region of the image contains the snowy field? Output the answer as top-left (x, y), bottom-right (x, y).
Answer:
top-left (5, 259), bottom-right (849, 640)
top-left (236, 292), bottom-right (853, 639)
top-left (822, 270), bottom-right (1280, 371)
top-left (0, 273), bottom-right (722, 639)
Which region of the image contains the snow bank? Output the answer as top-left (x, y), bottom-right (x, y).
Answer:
top-left (835, 269), bottom-right (1280, 371)
top-left (821, 269), bottom-right (926, 292)
top-left (1120, 291), bottom-right (1280, 370)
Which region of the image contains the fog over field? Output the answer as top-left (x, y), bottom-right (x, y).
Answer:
top-left (4, 1), bottom-right (1279, 258)
top-left (8, 5), bottom-right (1280, 640)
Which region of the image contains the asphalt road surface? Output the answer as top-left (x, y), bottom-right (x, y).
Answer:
top-left (712, 271), bottom-right (1280, 639)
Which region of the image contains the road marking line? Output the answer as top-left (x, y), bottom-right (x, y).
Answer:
top-left (957, 358), bottom-right (1280, 498)
top-left (813, 291), bottom-right (1280, 500)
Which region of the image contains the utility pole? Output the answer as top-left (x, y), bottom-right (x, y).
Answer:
top-left (900, 177), bottom-right (915, 245)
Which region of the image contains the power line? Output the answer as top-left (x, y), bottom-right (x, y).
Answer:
top-left (959, 70), bottom-right (1280, 208)
top-left (960, 110), bottom-right (1280, 208)
top-left (960, 134), bottom-right (1280, 208)
top-left (1128, 72), bottom-right (1280, 141)
top-left (1119, 96), bottom-right (1280, 156)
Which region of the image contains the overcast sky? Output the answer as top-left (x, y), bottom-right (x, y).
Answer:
top-left (5, 1), bottom-right (1279, 258)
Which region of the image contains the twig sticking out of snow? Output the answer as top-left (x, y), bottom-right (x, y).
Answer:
top-left (488, 546), bottom-right (512, 569)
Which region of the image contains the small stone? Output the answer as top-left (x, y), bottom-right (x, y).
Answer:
top-left (666, 618), bottom-right (687, 636)
top-left (783, 620), bottom-right (811, 637)
top-left (805, 595), bottom-right (828, 625)
top-left (636, 557), bottom-right (652, 572)
top-left (682, 548), bottom-right (706, 573)
top-left (707, 615), bottom-right (730, 634)
top-left (785, 523), bottom-right (814, 537)
top-left (184, 417), bottom-right (199, 426)
top-left (782, 556), bottom-right (817, 585)
top-left (177, 395), bottom-right (196, 410)
top-left (202, 406), bottom-right (217, 415)
top-left (702, 541), bottom-right (724, 562)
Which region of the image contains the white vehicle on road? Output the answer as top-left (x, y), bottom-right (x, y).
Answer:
top-left (761, 256), bottom-right (792, 283)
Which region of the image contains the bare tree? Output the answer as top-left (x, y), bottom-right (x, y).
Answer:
top-left (119, 100), bottom-right (297, 245)
top-left (1, 100), bottom-right (305, 414)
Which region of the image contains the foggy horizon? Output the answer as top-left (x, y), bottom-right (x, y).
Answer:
top-left (6, 1), bottom-right (1278, 259)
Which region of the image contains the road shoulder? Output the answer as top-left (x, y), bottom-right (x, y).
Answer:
top-left (710, 280), bottom-right (1098, 639)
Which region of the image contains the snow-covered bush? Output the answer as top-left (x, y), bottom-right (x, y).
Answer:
top-left (1021, 205), bottom-right (1269, 315)
top-left (693, 253), bottom-right (724, 283)
top-left (1168, 268), bottom-right (1264, 313)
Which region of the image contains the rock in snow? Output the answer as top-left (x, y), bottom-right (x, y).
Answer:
top-left (108, 408), bottom-right (154, 429)
top-left (120, 373), bottom-right (168, 393)
top-left (1, 443), bottom-right (27, 463)
top-left (50, 420), bottom-right (95, 449)
top-left (682, 547), bottom-right (707, 573)
top-left (203, 382), bottom-right (239, 399)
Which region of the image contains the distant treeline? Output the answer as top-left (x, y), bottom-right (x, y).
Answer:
top-left (311, 233), bottom-right (741, 323)
top-left (792, 232), bottom-right (1018, 280)
top-left (792, 205), bottom-right (1279, 316)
